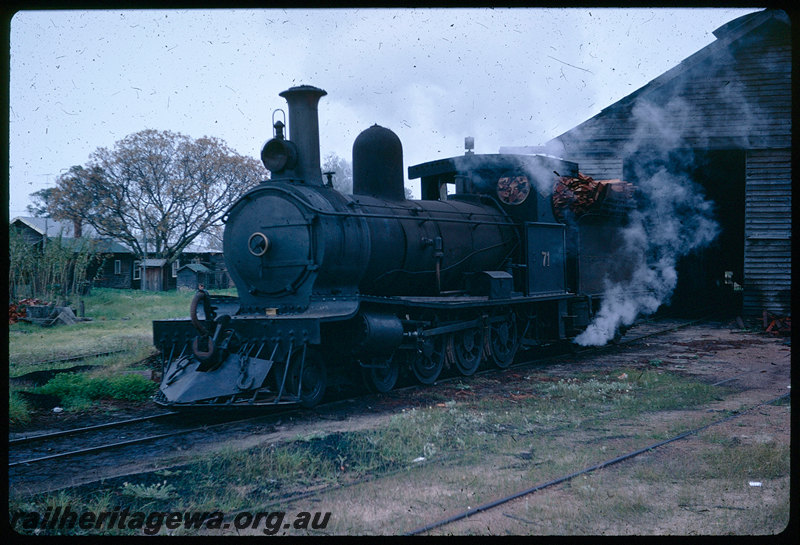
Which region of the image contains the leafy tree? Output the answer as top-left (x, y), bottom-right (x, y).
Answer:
top-left (26, 187), bottom-right (55, 217)
top-left (48, 129), bottom-right (265, 264)
top-left (9, 228), bottom-right (98, 302)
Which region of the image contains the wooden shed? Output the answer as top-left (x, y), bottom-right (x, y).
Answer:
top-left (140, 258), bottom-right (169, 291)
top-left (507, 9), bottom-right (790, 319)
top-left (177, 263), bottom-right (213, 291)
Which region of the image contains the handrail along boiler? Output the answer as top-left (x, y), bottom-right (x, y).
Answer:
top-left (152, 85), bottom-right (637, 408)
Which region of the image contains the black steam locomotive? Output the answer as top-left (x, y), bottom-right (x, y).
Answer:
top-left (153, 85), bottom-right (637, 408)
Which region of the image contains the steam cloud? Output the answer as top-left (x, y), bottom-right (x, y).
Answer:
top-left (574, 97), bottom-right (720, 346)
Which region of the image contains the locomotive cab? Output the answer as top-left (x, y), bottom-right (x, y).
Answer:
top-left (409, 151), bottom-right (578, 223)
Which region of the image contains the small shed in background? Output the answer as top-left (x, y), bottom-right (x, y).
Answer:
top-left (177, 263), bottom-right (229, 291)
top-left (177, 263), bottom-right (212, 291)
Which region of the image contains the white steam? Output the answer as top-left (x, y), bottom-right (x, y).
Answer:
top-left (574, 97), bottom-right (720, 346)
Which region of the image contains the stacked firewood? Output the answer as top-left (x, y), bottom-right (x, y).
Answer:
top-left (9, 298), bottom-right (49, 324)
top-left (552, 172), bottom-right (635, 222)
top-left (763, 311), bottom-right (791, 336)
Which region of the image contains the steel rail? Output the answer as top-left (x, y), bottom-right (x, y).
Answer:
top-left (8, 410), bottom-right (294, 468)
top-left (9, 412), bottom-right (178, 446)
top-left (11, 317), bottom-right (763, 504)
top-left (204, 334), bottom-right (789, 530)
top-left (14, 349), bottom-right (130, 369)
top-left (405, 391), bottom-right (791, 535)
top-left (6, 318), bottom-right (717, 467)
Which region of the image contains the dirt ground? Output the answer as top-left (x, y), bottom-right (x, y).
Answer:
top-left (8, 319), bottom-right (794, 536)
top-left (293, 321), bottom-right (792, 536)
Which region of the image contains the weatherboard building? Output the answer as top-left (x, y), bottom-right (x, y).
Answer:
top-left (503, 9), bottom-right (791, 321)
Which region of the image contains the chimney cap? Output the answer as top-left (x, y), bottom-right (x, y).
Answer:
top-left (279, 85), bottom-right (327, 98)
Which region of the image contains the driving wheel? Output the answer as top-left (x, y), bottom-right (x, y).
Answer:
top-left (448, 326), bottom-right (484, 376)
top-left (486, 311), bottom-right (519, 369)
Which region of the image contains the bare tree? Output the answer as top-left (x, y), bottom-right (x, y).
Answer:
top-left (322, 151), bottom-right (413, 198)
top-left (322, 152), bottom-right (353, 194)
top-left (49, 130), bottom-right (265, 264)
top-left (194, 223), bottom-right (225, 252)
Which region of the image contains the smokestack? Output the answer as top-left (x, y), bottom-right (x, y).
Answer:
top-left (279, 85), bottom-right (327, 185)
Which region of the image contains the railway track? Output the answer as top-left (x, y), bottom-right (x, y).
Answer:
top-left (15, 349), bottom-right (132, 369)
top-left (9, 411), bottom-right (177, 448)
top-left (8, 409), bottom-right (293, 470)
top-left (7, 316), bottom-right (762, 496)
top-left (147, 317), bottom-right (784, 535)
top-left (404, 390), bottom-right (791, 535)
top-left (232, 324), bottom-right (789, 534)
top-left (237, 384), bottom-right (790, 533)
top-left (6, 317), bottom-right (704, 471)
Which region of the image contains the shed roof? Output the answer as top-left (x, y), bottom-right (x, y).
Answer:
top-left (61, 238), bottom-right (132, 254)
top-left (595, 9), bottom-right (787, 116)
top-left (11, 216), bottom-right (99, 238)
top-left (178, 263), bottom-right (212, 273)
top-left (545, 8), bottom-right (790, 154)
top-left (11, 216), bottom-right (132, 254)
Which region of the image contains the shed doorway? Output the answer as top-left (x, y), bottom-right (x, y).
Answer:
top-left (624, 149), bottom-right (745, 316)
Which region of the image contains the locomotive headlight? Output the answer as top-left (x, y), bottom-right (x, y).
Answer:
top-left (261, 138), bottom-right (297, 173)
top-left (248, 232), bottom-right (270, 257)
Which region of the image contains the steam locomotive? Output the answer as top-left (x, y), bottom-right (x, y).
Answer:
top-left (153, 85), bottom-right (637, 408)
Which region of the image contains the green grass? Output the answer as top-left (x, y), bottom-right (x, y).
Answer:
top-left (698, 440), bottom-right (789, 480)
top-left (8, 366), bottom-right (788, 535)
top-left (9, 387), bottom-right (32, 426)
top-left (9, 287), bottom-right (235, 365)
top-left (134, 368), bottom-right (725, 517)
top-left (34, 372), bottom-right (157, 409)
top-left (9, 288), bottom-right (234, 421)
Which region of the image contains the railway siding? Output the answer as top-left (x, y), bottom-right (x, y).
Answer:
top-left (8, 320), bottom-right (791, 535)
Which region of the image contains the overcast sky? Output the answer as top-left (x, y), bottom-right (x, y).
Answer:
top-left (8, 7), bottom-right (760, 216)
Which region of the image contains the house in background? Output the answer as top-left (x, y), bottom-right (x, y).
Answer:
top-left (502, 9), bottom-right (790, 319)
top-left (10, 216), bottom-right (229, 292)
top-left (11, 215), bottom-right (95, 243)
top-left (10, 216), bottom-right (134, 290)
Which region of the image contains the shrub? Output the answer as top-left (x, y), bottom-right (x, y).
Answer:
top-left (9, 392), bottom-right (32, 426)
top-left (36, 372), bottom-right (156, 405)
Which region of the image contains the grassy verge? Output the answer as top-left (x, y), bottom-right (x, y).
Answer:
top-left (32, 372), bottom-right (157, 411)
top-left (9, 386), bottom-right (32, 426)
top-left (8, 288), bottom-right (233, 421)
top-left (8, 288), bottom-right (200, 371)
top-left (12, 367), bottom-right (789, 536)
